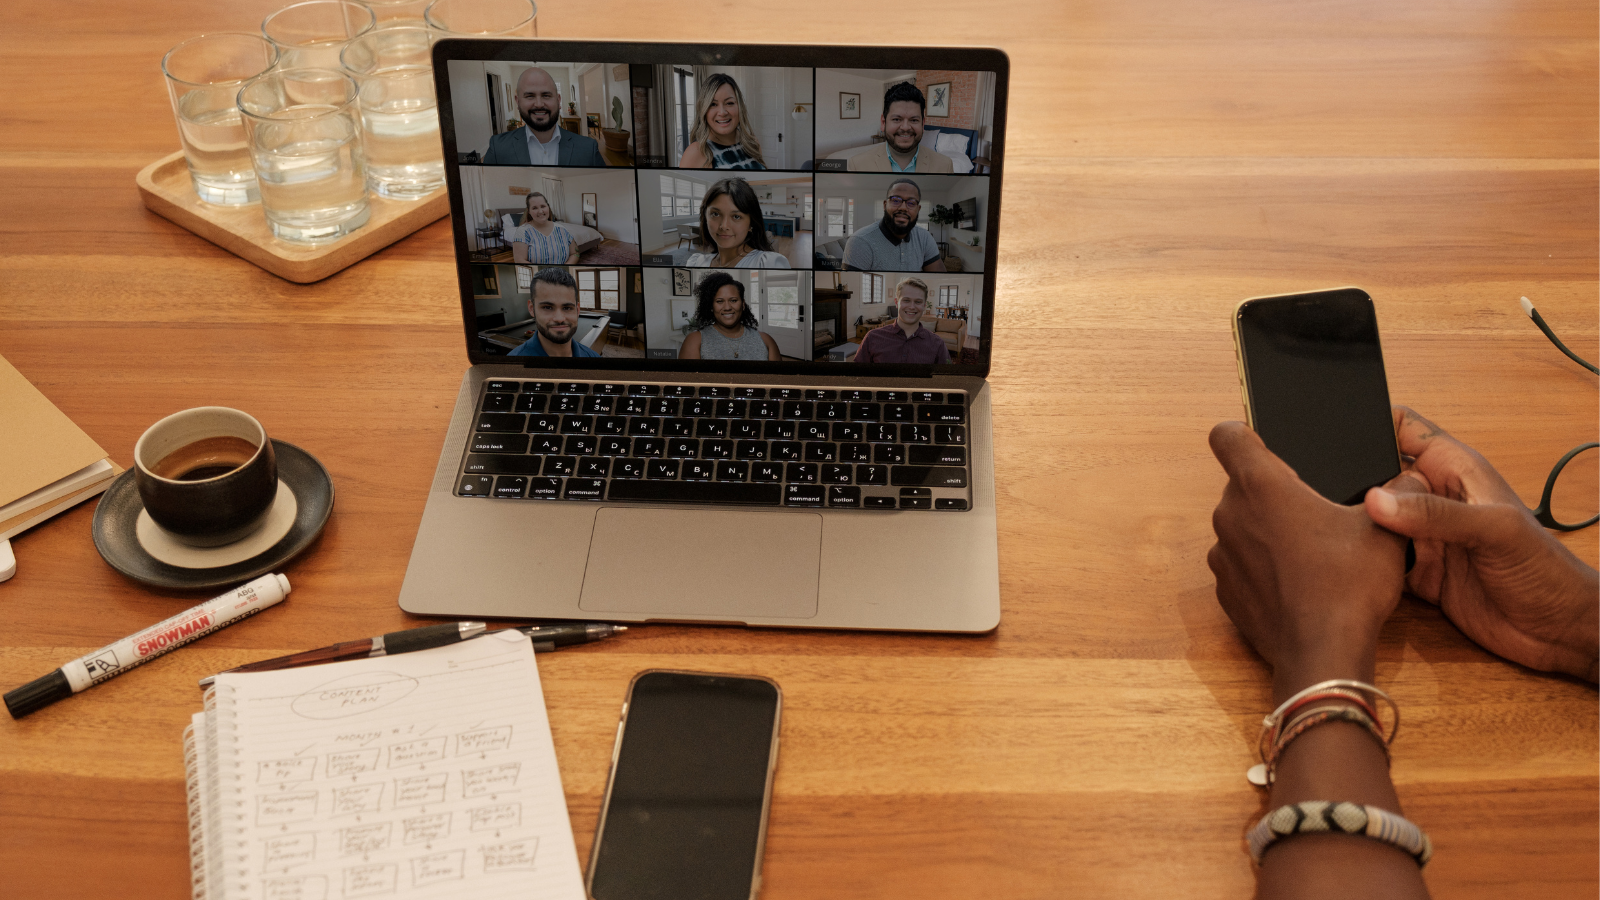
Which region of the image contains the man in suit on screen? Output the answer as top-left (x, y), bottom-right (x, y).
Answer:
top-left (482, 67), bottom-right (608, 166)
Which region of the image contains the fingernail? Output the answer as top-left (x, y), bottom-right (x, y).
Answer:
top-left (1369, 487), bottom-right (1398, 518)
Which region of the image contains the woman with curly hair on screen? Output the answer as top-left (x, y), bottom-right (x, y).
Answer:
top-left (678, 271), bottom-right (781, 361)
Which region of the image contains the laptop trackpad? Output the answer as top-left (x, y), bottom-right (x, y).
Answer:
top-left (578, 508), bottom-right (821, 620)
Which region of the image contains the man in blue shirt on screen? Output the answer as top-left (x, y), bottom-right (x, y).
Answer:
top-left (509, 268), bottom-right (601, 358)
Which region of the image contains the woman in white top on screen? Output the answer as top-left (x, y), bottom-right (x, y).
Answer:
top-left (511, 192), bottom-right (578, 265)
top-left (677, 74), bottom-right (767, 171)
top-left (683, 178), bottom-right (790, 269)
top-left (678, 272), bottom-right (781, 361)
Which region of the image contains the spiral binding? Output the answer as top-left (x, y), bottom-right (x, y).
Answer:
top-left (183, 721), bottom-right (207, 900)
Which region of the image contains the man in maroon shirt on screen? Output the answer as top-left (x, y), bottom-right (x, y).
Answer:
top-left (853, 276), bottom-right (950, 364)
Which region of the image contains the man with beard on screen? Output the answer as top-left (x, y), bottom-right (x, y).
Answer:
top-left (846, 82), bottom-right (955, 174)
top-left (482, 66), bottom-right (607, 166)
top-left (842, 178), bottom-right (947, 272)
top-left (507, 268), bottom-right (602, 357)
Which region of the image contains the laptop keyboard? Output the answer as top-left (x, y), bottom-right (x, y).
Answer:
top-left (455, 380), bottom-right (971, 510)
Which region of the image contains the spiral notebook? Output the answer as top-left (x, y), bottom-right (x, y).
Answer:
top-left (183, 630), bottom-right (586, 900)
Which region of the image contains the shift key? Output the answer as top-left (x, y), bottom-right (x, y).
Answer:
top-left (891, 465), bottom-right (968, 488)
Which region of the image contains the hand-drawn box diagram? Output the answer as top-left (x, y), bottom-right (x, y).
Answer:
top-left (455, 725), bottom-right (513, 756)
top-left (257, 757), bottom-right (317, 784)
top-left (462, 762), bottom-right (521, 798)
top-left (330, 782), bottom-right (386, 816)
top-left (257, 790), bottom-right (319, 826)
top-left (326, 748), bottom-right (381, 778)
top-left (469, 802), bottom-right (521, 832)
top-left (393, 772), bottom-right (449, 808)
top-left (401, 812), bottom-right (453, 845)
top-left (339, 822), bottom-right (394, 856)
top-left (481, 838), bottom-right (539, 873)
top-left (342, 862), bottom-right (398, 898)
top-left (387, 736), bottom-right (447, 769)
top-left (263, 832), bottom-right (317, 871)
top-left (410, 849), bottom-right (466, 887)
top-left (261, 874), bottom-right (328, 900)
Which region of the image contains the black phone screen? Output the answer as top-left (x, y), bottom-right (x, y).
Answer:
top-left (1236, 288), bottom-right (1401, 505)
top-left (589, 671), bottom-right (780, 900)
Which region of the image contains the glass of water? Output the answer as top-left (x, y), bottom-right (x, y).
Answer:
top-left (340, 27), bottom-right (443, 199)
top-left (162, 33), bottom-right (280, 206)
top-left (424, 0), bottom-right (537, 36)
top-left (365, 0), bottom-right (433, 28)
top-left (262, 0), bottom-right (376, 69)
top-left (237, 68), bottom-right (371, 243)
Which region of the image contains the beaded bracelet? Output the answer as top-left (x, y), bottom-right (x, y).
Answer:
top-left (1248, 801), bottom-right (1432, 867)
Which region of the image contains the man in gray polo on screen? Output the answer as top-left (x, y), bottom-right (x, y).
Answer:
top-left (482, 66), bottom-right (608, 166)
top-left (842, 178), bottom-right (947, 272)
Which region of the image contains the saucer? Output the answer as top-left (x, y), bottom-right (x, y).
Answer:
top-left (135, 479), bottom-right (298, 569)
top-left (92, 440), bottom-right (333, 590)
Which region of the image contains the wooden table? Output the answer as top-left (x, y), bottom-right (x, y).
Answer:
top-left (2, 2), bottom-right (1595, 897)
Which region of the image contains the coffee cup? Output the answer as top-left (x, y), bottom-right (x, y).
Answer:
top-left (133, 407), bottom-right (278, 547)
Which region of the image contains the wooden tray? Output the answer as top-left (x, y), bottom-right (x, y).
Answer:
top-left (136, 150), bottom-right (449, 283)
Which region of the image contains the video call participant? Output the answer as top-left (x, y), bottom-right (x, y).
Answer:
top-left (852, 276), bottom-right (949, 364)
top-left (684, 177), bottom-right (790, 268)
top-left (511, 192), bottom-right (578, 265)
top-left (842, 178), bottom-right (946, 273)
top-left (507, 268), bottom-right (600, 358)
top-left (847, 82), bottom-right (955, 174)
top-left (482, 67), bottom-right (607, 166)
top-left (677, 73), bottom-right (767, 170)
top-left (678, 272), bottom-right (781, 361)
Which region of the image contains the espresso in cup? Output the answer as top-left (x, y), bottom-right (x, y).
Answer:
top-left (134, 408), bottom-right (278, 547)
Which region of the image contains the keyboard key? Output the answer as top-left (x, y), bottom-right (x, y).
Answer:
top-left (841, 443), bottom-right (872, 463)
top-left (619, 396), bottom-right (651, 416)
top-left (481, 392), bottom-right (515, 412)
top-left (530, 435), bottom-right (564, 455)
top-left (595, 382), bottom-right (626, 395)
top-left (865, 423), bottom-right (898, 443)
top-left (730, 419), bottom-right (762, 440)
top-left (785, 484), bottom-right (825, 506)
top-left (595, 416), bottom-right (627, 436)
top-left (864, 495), bottom-right (897, 509)
top-left (564, 478), bottom-right (605, 500)
top-left (608, 480), bottom-right (780, 505)
top-left (627, 417), bottom-right (661, 436)
top-left (551, 395), bottom-right (583, 413)
top-left (786, 462), bottom-right (818, 483)
top-left (821, 464), bottom-right (852, 484)
top-left (936, 498), bottom-right (969, 510)
top-left (685, 398), bottom-right (715, 417)
top-left (527, 413), bottom-right (559, 433)
top-left (663, 385), bottom-right (695, 397)
top-left (649, 398), bottom-right (680, 417)
top-left (717, 461), bottom-right (749, 481)
top-left (899, 424), bottom-right (932, 443)
top-left (514, 394), bottom-right (548, 413)
top-left (701, 439), bottom-right (733, 459)
top-left (900, 487), bottom-right (932, 497)
top-left (464, 455), bottom-right (542, 476)
top-left (527, 477), bottom-right (562, 499)
top-left (850, 403), bottom-right (880, 421)
top-left (841, 389), bottom-right (873, 402)
top-left (782, 400), bottom-right (815, 419)
top-left (557, 382), bottom-right (590, 395)
top-left (697, 386), bottom-right (732, 398)
top-left (471, 434), bottom-right (528, 453)
top-left (899, 496), bottom-right (932, 510)
top-left (663, 418), bottom-right (695, 437)
top-left (876, 390), bottom-right (908, 402)
top-left (856, 464), bottom-right (889, 485)
top-left (647, 459), bottom-right (680, 479)
top-left (772, 441), bottom-right (803, 461)
top-left (734, 387), bottom-right (766, 399)
top-left (543, 456), bottom-right (576, 477)
top-left (750, 400), bottom-right (780, 418)
top-left (831, 422), bottom-right (864, 442)
top-left (474, 412), bottom-right (525, 433)
top-left (613, 458), bottom-right (645, 478)
top-left (736, 440), bottom-right (769, 460)
top-left (563, 435), bottom-right (598, 456)
top-left (561, 415), bottom-right (593, 434)
top-left (632, 437), bottom-right (665, 458)
top-left (668, 438), bottom-right (700, 458)
top-left (874, 444), bottom-right (906, 464)
top-left (917, 404), bottom-right (966, 424)
top-left (936, 425), bottom-right (967, 445)
top-left (798, 421), bottom-right (829, 442)
top-left (493, 476), bottom-right (527, 499)
top-left (828, 486), bottom-right (862, 508)
top-left (770, 387), bottom-right (803, 400)
top-left (804, 442), bottom-right (838, 462)
top-left (714, 399), bottom-right (747, 419)
top-left (598, 436), bottom-right (630, 456)
top-left (694, 419), bottom-right (728, 438)
top-left (522, 381), bottom-right (554, 393)
top-left (817, 402), bottom-right (847, 420)
top-left (910, 445), bottom-right (967, 466)
top-left (764, 420), bottom-right (796, 440)
top-left (485, 380), bottom-right (518, 392)
top-left (892, 466), bottom-right (968, 488)
top-left (751, 461), bottom-right (783, 482)
top-left (458, 474), bottom-right (493, 496)
top-left (883, 404), bottom-right (914, 422)
top-left (683, 460), bottom-right (716, 481)
top-left (582, 395), bottom-right (616, 414)
top-left (912, 391), bottom-right (943, 403)
top-left (628, 384), bottom-right (661, 396)
top-left (805, 389), bottom-right (837, 401)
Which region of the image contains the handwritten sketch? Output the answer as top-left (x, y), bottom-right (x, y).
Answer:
top-left (261, 874), bottom-right (328, 900)
top-left (259, 757), bottom-right (317, 784)
top-left (291, 672), bottom-right (419, 720)
top-left (481, 838), bottom-right (539, 873)
top-left (409, 849), bottom-right (466, 886)
top-left (331, 783), bottom-right (386, 816)
top-left (927, 82), bottom-right (951, 118)
top-left (394, 773), bottom-right (449, 808)
top-left (264, 832), bottom-right (318, 871)
top-left (342, 862), bottom-right (399, 897)
top-left (401, 812), bottom-right (452, 845)
top-left (257, 790), bottom-right (319, 826)
top-left (469, 803), bottom-right (521, 833)
top-left (326, 748), bottom-right (382, 777)
top-left (462, 762), bottom-right (520, 798)
top-left (387, 737), bottom-right (447, 769)
top-left (455, 725), bottom-right (513, 756)
top-left (339, 822), bottom-right (394, 856)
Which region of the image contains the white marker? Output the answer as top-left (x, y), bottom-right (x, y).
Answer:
top-left (4, 573), bottom-right (291, 718)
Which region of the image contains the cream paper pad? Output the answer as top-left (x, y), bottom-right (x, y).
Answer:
top-left (134, 480), bottom-right (297, 568)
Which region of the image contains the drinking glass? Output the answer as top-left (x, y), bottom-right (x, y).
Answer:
top-left (365, 0), bottom-right (432, 28)
top-left (237, 68), bottom-right (371, 243)
top-left (162, 33), bottom-right (280, 206)
top-left (341, 27), bottom-right (443, 199)
top-left (262, 0), bottom-right (377, 68)
top-left (424, 0), bottom-right (536, 36)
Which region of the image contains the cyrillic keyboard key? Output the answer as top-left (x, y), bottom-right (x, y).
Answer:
top-left (866, 423), bottom-right (898, 443)
top-left (892, 466), bottom-right (968, 488)
top-left (695, 419), bottom-right (728, 438)
top-left (613, 458), bottom-right (645, 478)
top-left (910, 445), bottom-right (967, 466)
top-left (899, 423), bottom-right (932, 443)
top-left (714, 399), bottom-right (746, 419)
top-left (841, 443), bottom-right (871, 463)
top-left (649, 398), bottom-right (680, 417)
top-left (804, 442), bottom-right (838, 462)
top-left (798, 421), bottom-right (829, 442)
top-left (527, 414), bottom-right (559, 433)
top-left (730, 419), bottom-right (762, 440)
top-left (685, 398), bottom-right (715, 417)
top-left (821, 464), bottom-right (852, 484)
top-left (474, 412), bottom-right (525, 433)
top-left (464, 454), bottom-right (542, 476)
top-left (472, 434), bottom-right (528, 453)
top-left (831, 422), bottom-right (863, 442)
top-left (543, 456), bottom-right (576, 477)
top-left (750, 400), bottom-right (780, 418)
top-left (683, 461), bottom-right (716, 481)
top-left (647, 459), bottom-right (680, 479)
top-left (874, 444), bottom-right (906, 464)
top-left (563, 435), bottom-right (598, 456)
top-left (551, 395), bottom-right (583, 413)
top-left (751, 462), bottom-right (783, 482)
top-left (667, 438), bottom-right (699, 458)
top-left (632, 437), bottom-right (665, 457)
top-left (828, 486), bottom-right (862, 508)
top-left (560, 415), bottom-right (593, 434)
top-left (582, 396), bottom-right (615, 414)
top-left (736, 440), bottom-right (769, 460)
top-left (619, 396), bottom-right (651, 416)
top-left (598, 437), bottom-right (630, 456)
top-left (764, 420), bottom-right (796, 440)
top-left (576, 458), bottom-right (609, 478)
top-left (717, 461), bottom-right (749, 481)
top-left (530, 435), bottom-right (563, 455)
top-left (608, 480), bottom-right (781, 505)
top-left (786, 462), bottom-right (818, 483)
top-left (702, 439), bottom-right (733, 459)
top-left (663, 418), bottom-right (695, 437)
top-left (935, 425), bottom-right (966, 445)
top-left (565, 478), bottom-right (605, 500)
top-left (772, 441), bottom-right (803, 461)
top-left (595, 416), bottom-right (627, 435)
top-left (627, 417), bottom-right (661, 436)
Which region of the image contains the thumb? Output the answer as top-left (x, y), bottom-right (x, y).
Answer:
top-left (1365, 486), bottom-right (1518, 548)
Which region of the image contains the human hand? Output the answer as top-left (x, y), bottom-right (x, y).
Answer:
top-left (1364, 408), bottom-right (1599, 681)
top-left (1207, 422), bottom-right (1417, 702)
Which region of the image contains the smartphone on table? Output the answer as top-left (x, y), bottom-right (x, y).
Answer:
top-left (587, 670), bottom-right (782, 900)
top-left (1232, 287), bottom-right (1402, 505)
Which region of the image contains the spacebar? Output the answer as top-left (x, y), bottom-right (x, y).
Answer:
top-left (606, 481), bottom-right (781, 505)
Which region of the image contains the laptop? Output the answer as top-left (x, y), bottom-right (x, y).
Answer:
top-left (399, 40), bottom-right (1008, 632)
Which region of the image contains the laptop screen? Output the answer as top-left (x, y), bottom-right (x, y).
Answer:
top-left (435, 41), bottom-right (1007, 377)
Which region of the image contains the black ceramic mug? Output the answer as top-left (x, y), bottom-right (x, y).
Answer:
top-left (133, 407), bottom-right (277, 547)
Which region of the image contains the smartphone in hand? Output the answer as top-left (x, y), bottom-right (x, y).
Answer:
top-left (1232, 287), bottom-right (1402, 505)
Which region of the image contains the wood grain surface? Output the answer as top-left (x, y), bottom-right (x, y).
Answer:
top-left (2, 1), bottom-right (1596, 897)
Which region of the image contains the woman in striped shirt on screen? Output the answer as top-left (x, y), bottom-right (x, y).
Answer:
top-left (511, 192), bottom-right (578, 265)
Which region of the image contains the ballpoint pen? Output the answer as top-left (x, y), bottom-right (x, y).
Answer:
top-left (198, 621), bottom-right (627, 686)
